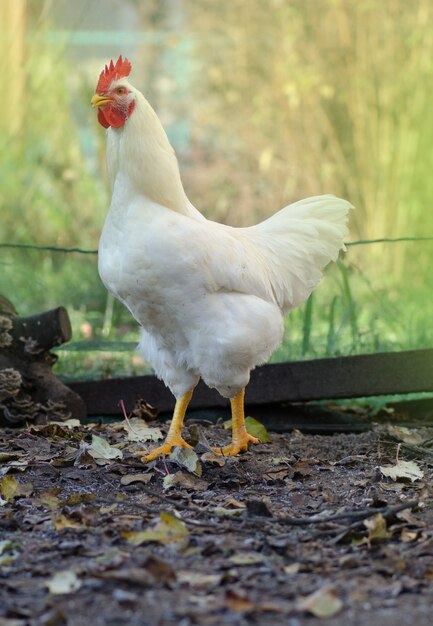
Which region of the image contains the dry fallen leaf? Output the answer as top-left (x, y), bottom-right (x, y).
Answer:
top-left (298, 585), bottom-right (343, 618)
top-left (88, 434), bottom-right (123, 461)
top-left (213, 507), bottom-right (244, 518)
top-left (228, 552), bottom-right (267, 566)
top-left (224, 590), bottom-right (256, 613)
top-left (396, 508), bottom-right (424, 527)
top-left (0, 452), bottom-right (22, 463)
top-left (52, 514), bottom-right (84, 532)
top-left (0, 540), bottom-right (20, 566)
top-left (168, 446), bottom-right (202, 476)
top-left (122, 511), bottom-right (189, 545)
top-left (0, 619), bottom-right (27, 626)
top-left (50, 419), bottom-right (81, 429)
top-left (120, 473), bottom-right (153, 486)
top-left (224, 498), bottom-right (246, 509)
top-left (385, 426), bottom-right (427, 446)
top-left (401, 528), bottom-right (419, 542)
top-left (0, 459), bottom-right (29, 478)
top-left (0, 475), bottom-right (33, 502)
top-left (363, 513), bottom-right (390, 543)
top-left (46, 570), bottom-right (82, 595)
top-left (177, 570), bottom-right (222, 588)
top-left (379, 460), bottom-right (424, 483)
top-left (224, 589), bottom-right (286, 614)
top-left (200, 451), bottom-right (226, 466)
top-left (123, 417), bottom-right (163, 443)
top-left (38, 489), bottom-right (62, 510)
top-left (163, 471), bottom-right (209, 491)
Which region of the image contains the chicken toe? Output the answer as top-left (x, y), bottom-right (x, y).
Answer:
top-left (212, 432), bottom-right (259, 457)
top-left (139, 437), bottom-right (192, 463)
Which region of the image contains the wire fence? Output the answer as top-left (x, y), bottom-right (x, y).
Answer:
top-left (1, 235), bottom-right (432, 360)
top-left (1, 235), bottom-right (433, 255)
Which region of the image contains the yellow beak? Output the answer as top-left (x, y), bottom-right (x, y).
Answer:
top-left (91, 94), bottom-right (112, 108)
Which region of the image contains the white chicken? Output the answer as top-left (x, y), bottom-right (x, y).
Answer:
top-left (91, 56), bottom-right (351, 461)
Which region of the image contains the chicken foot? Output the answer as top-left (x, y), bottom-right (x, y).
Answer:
top-left (140, 388), bottom-right (193, 462)
top-left (213, 388), bottom-right (260, 456)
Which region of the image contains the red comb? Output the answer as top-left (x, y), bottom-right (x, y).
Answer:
top-left (96, 55), bottom-right (132, 93)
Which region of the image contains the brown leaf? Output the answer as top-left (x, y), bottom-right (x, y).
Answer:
top-left (363, 513), bottom-right (391, 543)
top-left (144, 555), bottom-right (176, 584)
top-left (131, 399), bottom-right (158, 421)
top-left (97, 568), bottom-right (154, 587)
top-left (64, 493), bottom-right (96, 506)
top-left (88, 434), bottom-right (123, 461)
top-left (400, 528), bottom-right (419, 542)
top-left (123, 417), bottom-right (163, 443)
top-left (38, 489), bottom-right (62, 510)
top-left (223, 590), bottom-right (288, 614)
top-left (224, 590), bottom-right (256, 613)
top-left (291, 459), bottom-right (314, 477)
top-left (0, 475), bottom-right (33, 502)
top-left (52, 514), bottom-right (84, 532)
top-left (163, 471), bottom-right (209, 491)
top-left (379, 460), bottom-right (424, 483)
top-left (177, 570), bottom-right (222, 589)
top-left (120, 473), bottom-right (153, 486)
top-left (122, 512), bottom-right (188, 546)
top-left (385, 425), bottom-right (426, 446)
top-left (201, 451), bottom-right (226, 466)
top-left (229, 552), bottom-right (267, 566)
top-left (224, 498), bottom-right (246, 509)
top-left (298, 585), bottom-right (343, 618)
top-left (168, 447), bottom-right (202, 476)
top-left (46, 570), bottom-right (82, 595)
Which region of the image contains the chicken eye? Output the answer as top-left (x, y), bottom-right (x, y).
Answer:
top-left (116, 87), bottom-right (125, 95)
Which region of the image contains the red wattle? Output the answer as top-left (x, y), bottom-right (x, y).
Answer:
top-left (97, 102), bottom-right (135, 129)
top-left (104, 104), bottom-right (127, 128)
top-left (97, 108), bottom-right (110, 128)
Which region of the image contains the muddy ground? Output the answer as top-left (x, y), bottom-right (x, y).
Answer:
top-left (1, 413), bottom-right (433, 626)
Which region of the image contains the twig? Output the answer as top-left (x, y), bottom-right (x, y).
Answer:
top-left (396, 442), bottom-right (401, 463)
top-left (274, 499), bottom-right (420, 527)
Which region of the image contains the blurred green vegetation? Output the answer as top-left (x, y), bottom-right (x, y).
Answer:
top-left (1, 0), bottom-right (433, 381)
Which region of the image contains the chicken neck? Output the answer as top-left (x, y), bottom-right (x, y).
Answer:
top-left (106, 90), bottom-right (204, 220)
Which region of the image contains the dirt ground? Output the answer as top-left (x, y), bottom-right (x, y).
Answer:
top-left (1, 413), bottom-right (433, 626)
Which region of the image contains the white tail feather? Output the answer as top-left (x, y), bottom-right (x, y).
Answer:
top-left (243, 195), bottom-right (352, 311)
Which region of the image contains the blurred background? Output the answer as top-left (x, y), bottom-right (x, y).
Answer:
top-left (1, 0), bottom-right (432, 381)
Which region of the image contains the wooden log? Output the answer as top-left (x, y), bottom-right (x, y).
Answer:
top-left (7, 307), bottom-right (72, 354)
top-left (68, 348), bottom-right (433, 417)
top-left (0, 295), bottom-right (85, 424)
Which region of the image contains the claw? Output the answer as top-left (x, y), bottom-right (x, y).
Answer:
top-left (137, 389), bottom-right (194, 463)
top-left (212, 432), bottom-right (259, 457)
top-left (138, 437), bottom-right (192, 463)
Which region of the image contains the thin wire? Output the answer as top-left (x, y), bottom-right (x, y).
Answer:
top-left (1, 236), bottom-right (433, 255)
top-left (346, 236), bottom-right (433, 246)
top-left (0, 243), bottom-right (98, 254)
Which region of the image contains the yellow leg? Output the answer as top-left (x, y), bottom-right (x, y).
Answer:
top-left (139, 389), bottom-right (194, 463)
top-left (213, 388), bottom-right (260, 457)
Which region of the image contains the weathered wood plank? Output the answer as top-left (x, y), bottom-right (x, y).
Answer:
top-left (68, 348), bottom-right (433, 416)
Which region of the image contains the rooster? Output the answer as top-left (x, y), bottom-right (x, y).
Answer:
top-left (91, 56), bottom-right (351, 461)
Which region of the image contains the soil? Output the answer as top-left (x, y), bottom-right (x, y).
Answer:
top-left (1, 415), bottom-right (433, 626)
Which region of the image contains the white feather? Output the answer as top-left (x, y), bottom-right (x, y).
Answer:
top-left (98, 81), bottom-right (352, 399)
